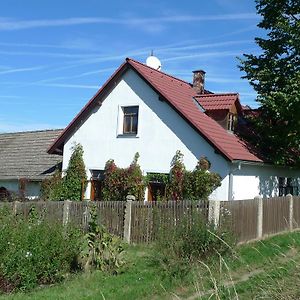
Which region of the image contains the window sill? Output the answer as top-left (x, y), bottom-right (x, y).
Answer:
top-left (117, 133), bottom-right (139, 138)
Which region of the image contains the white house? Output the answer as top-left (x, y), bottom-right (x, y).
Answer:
top-left (48, 57), bottom-right (300, 201)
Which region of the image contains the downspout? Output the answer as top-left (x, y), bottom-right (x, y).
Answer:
top-left (228, 172), bottom-right (233, 201)
top-left (228, 162), bottom-right (242, 201)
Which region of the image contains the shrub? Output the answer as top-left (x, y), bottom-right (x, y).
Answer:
top-left (40, 169), bottom-right (64, 201)
top-left (102, 153), bottom-right (145, 201)
top-left (184, 169), bottom-right (221, 201)
top-left (78, 206), bottom-right (124, 274)
top-left (63, 143), bottom-right (87, 201)
top-left (152, 215), bottom-right (235, 280)
top-left (41, 143), bottom-right (87, 201)
top-left (167, 153), bottom-right (222, 201)
top-left (168, 150), bottom-right (185, 200)
top-left (0, 208), bottom-right (81, 292)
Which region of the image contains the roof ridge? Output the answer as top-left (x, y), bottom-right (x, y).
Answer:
top-left (0, 128), bottom-right (63, 135)
top-left (196, 93), bottom-right (239, 97)
top-left (126, 57), bottom-right (193, 87)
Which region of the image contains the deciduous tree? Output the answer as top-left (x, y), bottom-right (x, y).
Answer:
top-left (239, 0), bottom-right (300, 166)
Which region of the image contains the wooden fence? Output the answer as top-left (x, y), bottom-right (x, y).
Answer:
top-left (0, 195), bottom-right (299, 244)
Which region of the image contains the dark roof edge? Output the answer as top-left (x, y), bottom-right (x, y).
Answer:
top-left (47, 61), bottom-right (128, 154)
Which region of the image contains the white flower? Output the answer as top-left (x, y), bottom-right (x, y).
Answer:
top-left (25, 251), bottom-right (32, 258)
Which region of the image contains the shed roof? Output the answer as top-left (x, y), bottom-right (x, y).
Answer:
top-left (0, 129), bottom-right (63, 180)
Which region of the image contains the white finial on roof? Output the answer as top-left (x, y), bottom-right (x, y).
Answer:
top-left (146, 51), bottom-right (162, 71)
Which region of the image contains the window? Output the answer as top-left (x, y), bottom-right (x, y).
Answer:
top-left (278, 177), bottom-right (299, 196)
top-left (227, 113), bottom-right (236, 132)
top-left (123, 106), bottom-right (139, 134)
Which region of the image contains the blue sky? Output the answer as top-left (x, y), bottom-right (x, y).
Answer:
top-left (0, 0), bottom-right (263, 133)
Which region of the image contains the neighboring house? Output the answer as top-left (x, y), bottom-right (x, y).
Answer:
top-left (0, 129), bottom-right (62, 200)
top-left (48, 57), bottom-right (300, 201)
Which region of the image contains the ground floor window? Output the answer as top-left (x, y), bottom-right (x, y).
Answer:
top-left (278, 177), bottom-right (299, 196)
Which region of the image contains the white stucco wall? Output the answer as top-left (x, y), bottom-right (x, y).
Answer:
top-left (232, 163), bottom-right (300, 200)
top-left (62, 69), bottom-right (230, 200)
top-left (0, 180), bottom-right (41, 199)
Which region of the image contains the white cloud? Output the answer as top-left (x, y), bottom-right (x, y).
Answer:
top-left (37, 83), bottom-right (99, 89)
top-left (0, 14), bottom-right (260, 31)
top-left (0, 66), bottom-right (44, 75)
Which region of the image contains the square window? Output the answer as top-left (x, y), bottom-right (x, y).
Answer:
top-left (122, 106), bottom-right (139, 134)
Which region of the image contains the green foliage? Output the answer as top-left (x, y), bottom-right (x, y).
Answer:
top-left (152, 215), bottom-right (235, 280)
top-left (102, 153), bottom-right (145, 201)
top-left (0, 207), bottom-right (81, 292)
top-left (184, 157), bottom-right (221, 201)
top-left (40, 169), bottom-right (64, 201)
top-left (168, 150), bottom-right (185, 200)
top-left (63, 143), bottom-right (87, 201)
top-left (239, 0), bottom-right (300, 166)
top-left (79, 205), bottom-right (124, 274)
top-left (167, 153), bottom-right (221, 201)
top-left (41, 143), bottom-right (87, 201)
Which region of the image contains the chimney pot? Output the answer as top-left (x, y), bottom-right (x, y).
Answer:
top-left (192, 70), bottom-right (206, 94)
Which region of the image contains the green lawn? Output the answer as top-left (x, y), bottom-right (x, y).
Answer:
top-left (2, 232), bottom-right (300, 299)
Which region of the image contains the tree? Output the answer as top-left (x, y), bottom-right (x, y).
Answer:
top-left (239, 0), bottom-right (300, 166)
top-left (63, 143), bottom-right (87, 201)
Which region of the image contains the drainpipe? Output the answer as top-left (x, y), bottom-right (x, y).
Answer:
top-left (228, 162), bottom-right (241, 201)
top-left (228, 172), bottom-right (233, 201)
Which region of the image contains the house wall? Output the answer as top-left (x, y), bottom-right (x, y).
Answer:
top-left (0, 180), bottom-right (41, 199)
top-left (62, 68), bottom-right (230, 200)
top-left (232, 163), bottom-right (300, 200)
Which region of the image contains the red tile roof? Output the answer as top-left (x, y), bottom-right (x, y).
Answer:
top-left (48, 58), bottom-right (263, 163)
top-left (195, 93), bottom-right (239, 111)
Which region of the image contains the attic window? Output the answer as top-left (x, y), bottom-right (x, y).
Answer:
top-left (123, 106), bottom-right (139, 134)
top-left (227, 113), bottom-right (237, 132)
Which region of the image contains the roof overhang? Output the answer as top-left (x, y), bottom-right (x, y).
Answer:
top-left (48, 62), bottom-right (129, 154)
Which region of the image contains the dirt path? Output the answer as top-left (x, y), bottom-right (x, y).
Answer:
top-left (184, 268), bottom-right (264, 300)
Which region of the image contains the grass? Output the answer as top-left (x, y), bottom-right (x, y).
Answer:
top-left (1, 232), bottom-right (300, 299)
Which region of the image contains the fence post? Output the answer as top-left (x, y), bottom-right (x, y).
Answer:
top-left (208, 200), bottom-right (221, 227)
top-left (255, 195), bottom-right (263, 239)
top-left (83, 200), bottom-right (91, 230)
top-left (63, 200), bottom-right (71, 226)
top-left (287, 194), bottom-right (293, 231)
top-left (123, 195), bottom-right (135, 243)
top-left (13, 200), bottom-right (20, 216)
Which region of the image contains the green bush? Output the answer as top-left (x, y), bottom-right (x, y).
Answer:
top-left (63, 143), bottom-right (87, 201)
top-left (79, 206), bottom-right (125, 274)
top-left (102, 153), bottom-right (145, 201)
top-left (167, 153), bottom-right (221, 201)
top-left (40, 169), bottom-right (64, 201)
top-left (41, 143), bottom-right (87, 201)
top-left (152, 215), bottom-right (235, 280)
top-left (0, 208), bottom-right (81, 292)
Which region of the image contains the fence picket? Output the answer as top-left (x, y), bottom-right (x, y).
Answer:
top-left (0, 195), bottom-right (298, 244)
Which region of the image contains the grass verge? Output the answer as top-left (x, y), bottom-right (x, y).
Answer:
top-left (1, 231), bottom-right (300, 299)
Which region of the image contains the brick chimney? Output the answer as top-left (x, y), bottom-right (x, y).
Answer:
top-left (192, 70), bottom-right (206, 94)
